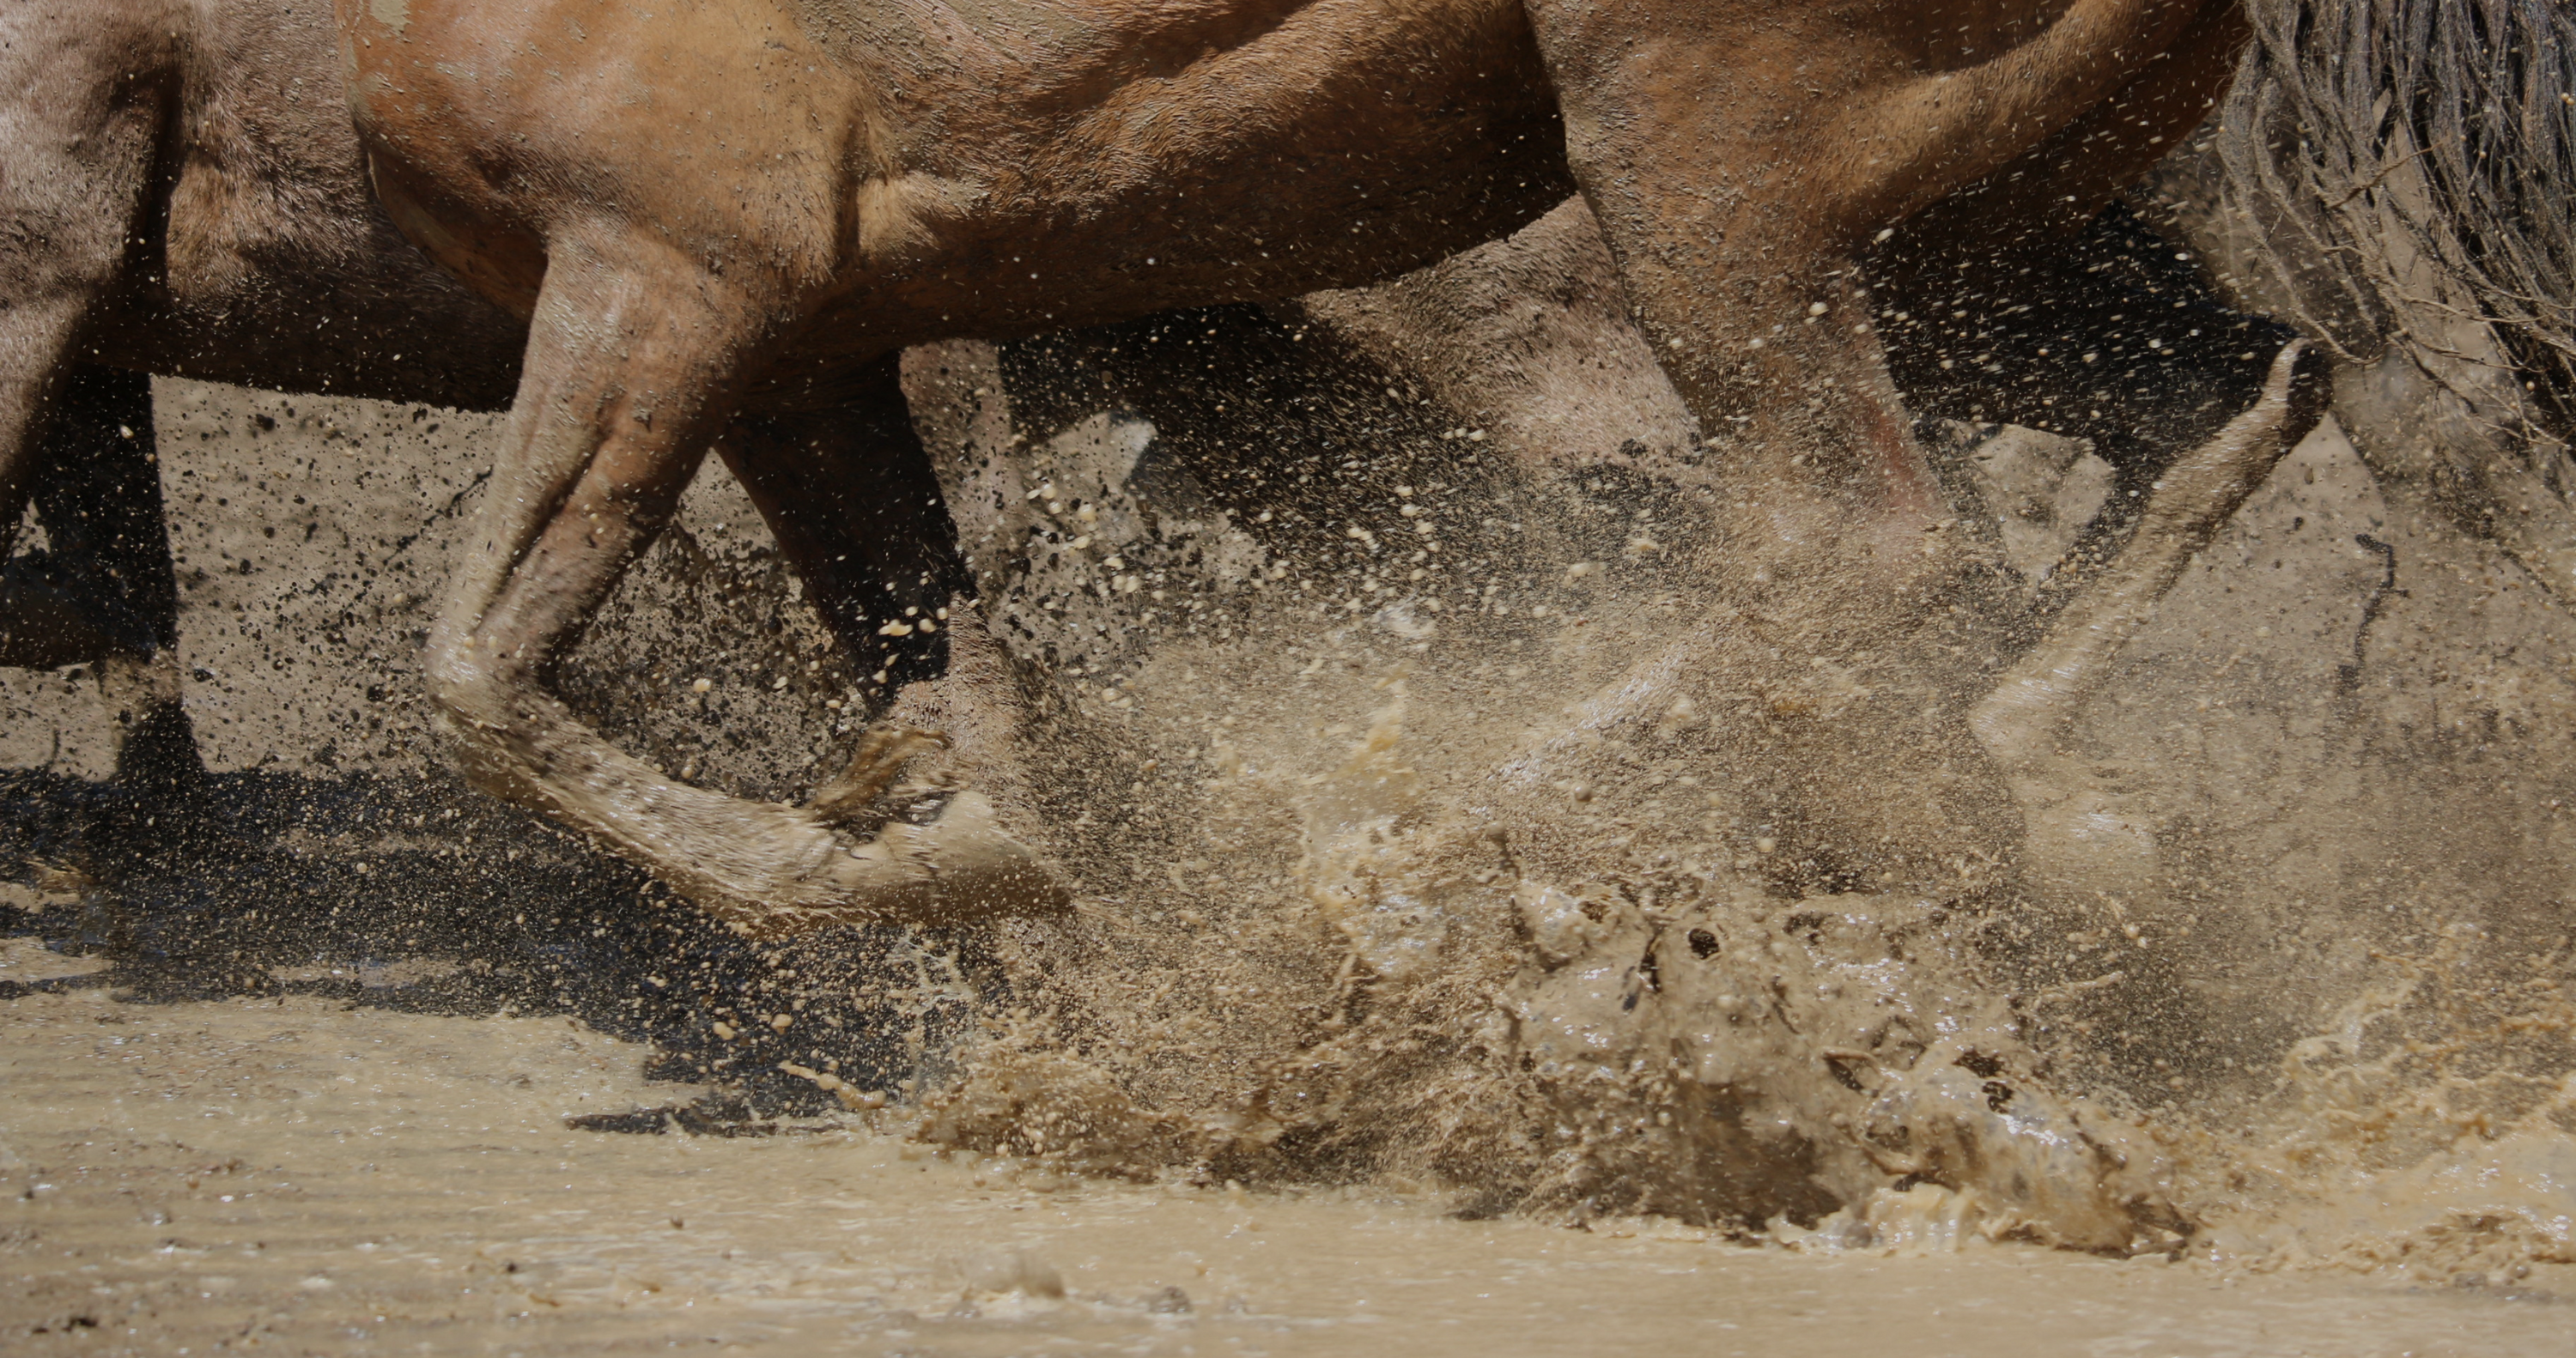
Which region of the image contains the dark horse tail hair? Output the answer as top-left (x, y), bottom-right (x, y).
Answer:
top-left (2217, 0), bottom-right (2576, 441)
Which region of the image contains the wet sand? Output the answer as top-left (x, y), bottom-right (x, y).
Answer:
top-left (3, 940), bottom-right (2565, 1358)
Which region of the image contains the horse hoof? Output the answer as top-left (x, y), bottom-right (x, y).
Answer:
top-left (905, 789), bottom-right (1072, 922)
top-left (803, 789), bottom-right (1069, 931)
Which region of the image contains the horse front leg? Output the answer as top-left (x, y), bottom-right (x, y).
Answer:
top-left (1505, 0), bottom-right (2245, 891)
top-left (1862, 2), bottom-right (2337, 896)
top-left (1525, 0), bottom-right (2224, 632)
top-left (424, 229), bottom-right (1064, 936)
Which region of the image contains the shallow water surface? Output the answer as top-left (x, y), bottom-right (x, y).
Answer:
top-left (3, 940), bottom-right (2564, 1358)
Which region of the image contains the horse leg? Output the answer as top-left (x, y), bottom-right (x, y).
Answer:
top-left (1522, 0), bottom-right (2232, 631)
top-left (423, 230), bottom-right (1063, 935)
top-left (0, 3), bottom-right (166, 560)
top-left (1495, 0), bottom-right (2257, 894)
top-left (26, 367), bottom-right (201, 791)
top-left (1967, 344), bottom-right (2320, 893)
top-left (716, 361), bottom-right (1044, 836)
top-left (0, 20), bottom-right (192, 782)
top-left (1861, 6), bottom-right (2337, 893)
top-left (717, 359), bottom-right (972, 693)
top-left (1872, 1), bottom-right (2321, 615)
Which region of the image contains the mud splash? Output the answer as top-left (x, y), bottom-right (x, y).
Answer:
top-left (5, 296), bottom-right (2575, 1322)
top-left (874, 322), bottom-right (2576, 1277)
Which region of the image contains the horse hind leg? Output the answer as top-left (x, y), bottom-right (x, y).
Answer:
top-left (422, 230), bottom-right (1063, 935)
top-left (24, 366), bottom-right (203, 791)
top-left (0, 24), bottom-right (195, 787)
top-left (1970, 342), bottom-right (2329, 896)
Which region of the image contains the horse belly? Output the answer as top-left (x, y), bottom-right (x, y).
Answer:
top-left (855, 0), bottom-right (1574, 340)
top-left (93, 0), bottom-right (527, 409)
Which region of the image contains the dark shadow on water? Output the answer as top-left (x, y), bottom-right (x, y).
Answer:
top-left (0, 765), bottom-right (1002, 1120)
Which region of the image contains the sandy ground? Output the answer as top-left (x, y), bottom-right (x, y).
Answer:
top-left (3, 937), bottom-right (2568, 1358)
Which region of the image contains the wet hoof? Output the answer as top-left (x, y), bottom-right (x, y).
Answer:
top-left (848, 789), bottom-right (1072, 925)
top-left (806, 724), bottom-right (951, 829)
top-left (703, 790), bottom-right (1072, 938)
top-left (786, 724), bottom-right (1066, 926)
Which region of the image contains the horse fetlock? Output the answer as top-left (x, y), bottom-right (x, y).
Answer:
top-left (808, 724), bottom-right (953, 829)
top-left (712, 791), bottom-right (1072, 937)
top-left (421, 641), bottom-right (544, 729)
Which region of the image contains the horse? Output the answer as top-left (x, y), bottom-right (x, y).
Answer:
top-left (0, 0), bottom-right (970, 788)
top-left (329, 0), bottom-right (2327, 931)
top-left (0, 0), bottom-right (516, 787)
top-left (5, 0), bottom-right (2329, 934)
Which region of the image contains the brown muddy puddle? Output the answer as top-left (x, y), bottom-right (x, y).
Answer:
top-left (3, 942), bottom-right (2564, 1358)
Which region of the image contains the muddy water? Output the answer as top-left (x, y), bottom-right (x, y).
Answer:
top-left (3, 940), bottom-right (2565, 1357)
top-left (9, 310), bottom-right (2576, 1352)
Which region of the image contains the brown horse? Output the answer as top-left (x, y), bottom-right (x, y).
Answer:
top-left (0, 2), bottom-right (507, 781)
top-left (327, 0), bottom-right (2320, 932)
top-left (0, 0), bottom-right (983, 787)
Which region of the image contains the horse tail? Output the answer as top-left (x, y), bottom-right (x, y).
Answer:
top-left (2216, 0), bottom-right (2576, 441)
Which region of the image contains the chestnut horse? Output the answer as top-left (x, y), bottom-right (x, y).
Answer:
top-left (328, 0), bottom-right (2323, 931)
top-left (0, 0), bottom-right (969, 788)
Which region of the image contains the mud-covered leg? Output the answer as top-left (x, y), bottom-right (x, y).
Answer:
top-left (1969, 343), bottom-right (2325, 889)
top-left (1498, 0), bottom-right (2251, 894)
top-left (720, 365), bottom-right (1052, 846)
top-left (20, 367), bottom-right (203, 790)
top-left (427, 233), bottom-right (1062, 933)
top-left (1878, 203), bottom-right (2314, 634)
top-left (1869, 3), bottom-right (2292, 621)
top-left (721, 364), bottom-right (999, 827)
top-left (1522, 0), bottom-right (2231, 631)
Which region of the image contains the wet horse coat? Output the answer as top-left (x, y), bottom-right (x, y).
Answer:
top-left (0, 0), bottom-right (987, 785)
top-left (331, 0), bottom-right (2313, 930)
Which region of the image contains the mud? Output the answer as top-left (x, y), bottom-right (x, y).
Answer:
top-left (6, 232), bottom-right (2576, 1345)
top-left (876, 313), bottom-right (2576, 1268)
top-left (3, 952), bottom-right (2567, 1356)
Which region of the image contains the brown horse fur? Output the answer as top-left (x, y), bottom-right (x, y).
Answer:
top-left (322, 0), bottom-right (2326, 932)
top-left (0, 0), bottom-right (2330, 935)
top-left (0, 1), bottom-right (526, 781)
top-left (0, 0), bottom-right (962, 779)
